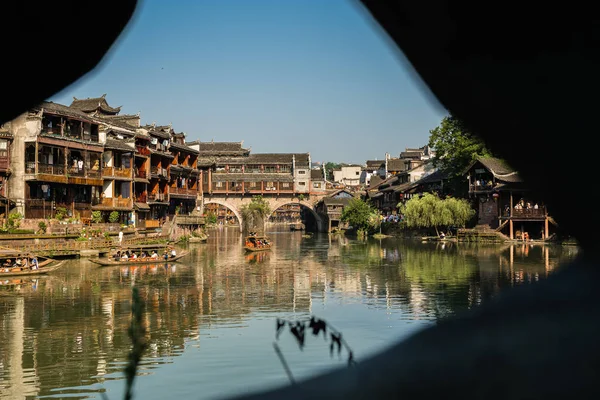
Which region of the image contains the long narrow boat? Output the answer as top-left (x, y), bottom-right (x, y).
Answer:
top-left (244, 236), bottom-right (273, 252)
top-left (89, 251), bottom-right (190, 266)
top-left (0, 260), bottom-right (66, 277)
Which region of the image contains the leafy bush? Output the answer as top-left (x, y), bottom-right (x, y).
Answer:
top-left (91, 211), bottom-right (103, 223)
top-left (206, 212), bottom-right (217, 225)
top-left (38, 221), bottom-right (47, 234)
top-left (109, 211), bottom-right (120, 223)
top-left (55, 207), bottom-right (67, 221)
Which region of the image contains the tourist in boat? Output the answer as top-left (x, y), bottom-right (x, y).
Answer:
top-left (151, 251), bottom-right (158, 259)
top-left (30, 256), bottom-right (39, 270)
top-left (121, 252), bottom-right (129, 260)
top-left (114, 251), bottom-right (121, 261)
top-left (170, 248), bottom-right (177, 258)
top-left (132, 252), bottom-right (138, 259)
top-left (440, 231), bottom-right (446, 239)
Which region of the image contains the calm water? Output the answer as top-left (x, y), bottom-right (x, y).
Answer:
top-left (0, 230), bottom-right (579, 399)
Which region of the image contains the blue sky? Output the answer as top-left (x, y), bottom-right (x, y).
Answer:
top-left (50, 0), bottom-right (446, 164)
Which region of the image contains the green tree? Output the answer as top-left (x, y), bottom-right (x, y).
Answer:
top-left (428, 115), bottom-right (492, 194)
top-left (341, 198), bottom-right (380, 235)
top-left (398, 193), bottom-right (475, 236)
top-left (240, 195), bottom-right (271, 233)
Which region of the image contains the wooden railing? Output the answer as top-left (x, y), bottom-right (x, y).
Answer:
top-left (148, 193), bottom-right (167, 202)
top-left (95, 197), bottom-right (133, 208)
top-left (37, 163), bottom-right (66, 175)
top-left (170, 187), bottom-right (198, 195)
top-left (510, 207), bottom-right (547, 219)
top-left (150, 166), bottom-right (169, 178)
top-left (103, 166), bottom-right (132, 179)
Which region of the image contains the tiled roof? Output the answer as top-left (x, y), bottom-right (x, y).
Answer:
top-left (323, 197), bottom-right (352, 206)
top-left (70, 95), bottom-right (121, 114)
top-left (215, 153), bottom-right (309, 165)
top-left (198, 141), bottom-right (246, 152)
top-left (105, 139), bottom-right (135, 152)
top-left (387, 159), bottom-right (405, 171)
top-left (473, 156), bottom-right (523, 183)
top-left (169, 141), bottom-right (199, 154)
top-left (400, 151), bottom-right (423, 158)
top-left (211, 173), bottom-right (294, 182)
top-left (35, 101), bottom-right (98, 123)
top-left (366, 160), bottom-right (384, 168)
top-left (417, 169), bottom-right (447, 184)
top-left (148, 129), bottom-right (171, 139)
top-left (311, 169), bottom-right (324, 179)
top-left (369, 175), bottom-right (383, 188)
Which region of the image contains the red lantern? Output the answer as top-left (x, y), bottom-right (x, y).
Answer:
top-left (492, 193), bottom-right (499, 199)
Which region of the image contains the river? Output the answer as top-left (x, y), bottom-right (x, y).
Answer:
top-left (0, 230), bottom-right (579, 399)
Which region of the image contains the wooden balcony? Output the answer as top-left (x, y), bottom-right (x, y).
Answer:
top-left (102, 166), bottom-right (132, 179)
top-left (504, 207), bottom-right (547, 220)
top-left (170, 187), bottom-right (198, 198)
top-left (150, 166), bottom-right (169, 179)
top-left (26, 162), bottom-right (101, 185)
top-left (92, 197), bottom-right (133, 209)
top-left (148, 192), bottom-right (168, 202)
top-left (37, 163), bottom-right (66, 176)
top-left (135, 170), bottom-right (148, 180)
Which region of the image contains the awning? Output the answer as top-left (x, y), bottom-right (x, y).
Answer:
top-left (134, 202), bottom-right (150, 211)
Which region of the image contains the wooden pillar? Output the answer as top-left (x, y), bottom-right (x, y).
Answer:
top-left (545, 217), bottom-right (549, 239)
top-left (509, 219), bottom-right (514, 239)
top-left (261, 181), bottom-right (264, 194)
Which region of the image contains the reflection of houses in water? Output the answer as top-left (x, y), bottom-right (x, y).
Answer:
top-left (0, 297), bottom-right (40, 397)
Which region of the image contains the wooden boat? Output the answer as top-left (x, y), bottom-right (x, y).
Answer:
top-left (244, 235), bottom-right (272, 252)
top-left (0, 260), bottom-right (66, 277)
top-left (90, 250), bottom-right (190, 266)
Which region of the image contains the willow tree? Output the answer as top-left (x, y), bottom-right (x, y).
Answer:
top-left (398, 193), bottom-right (475, 236)
top-left (240, 195), bottom-right (271, 233)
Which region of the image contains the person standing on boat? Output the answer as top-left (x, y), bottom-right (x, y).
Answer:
top-left (31, 256), bottom-right (38, 270)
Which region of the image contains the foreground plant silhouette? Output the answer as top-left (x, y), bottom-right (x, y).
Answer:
top-left (274, 316), bottom-right (356, 384)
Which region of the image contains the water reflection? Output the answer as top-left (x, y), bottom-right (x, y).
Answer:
top-left (0, 231), bottom-right (578, 399)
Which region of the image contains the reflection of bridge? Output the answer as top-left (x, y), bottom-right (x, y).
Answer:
top-left (203, 193), bottom-right (329, 232)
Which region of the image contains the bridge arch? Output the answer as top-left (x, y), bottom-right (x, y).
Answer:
top-left (269, 200), bottom-right (323, 232)
top-left (203, 200), bottom-right (243, 232)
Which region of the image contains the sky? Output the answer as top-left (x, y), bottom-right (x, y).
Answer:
top-left (50, 0), bottom-right (447, 164)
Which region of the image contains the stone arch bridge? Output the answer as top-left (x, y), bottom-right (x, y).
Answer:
top-left (202, 193), bottom-right (328, 232)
